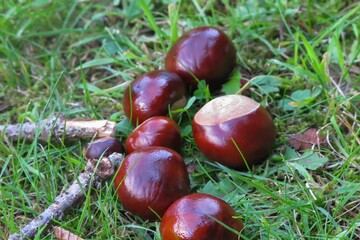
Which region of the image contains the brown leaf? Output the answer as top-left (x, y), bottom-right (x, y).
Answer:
top-left (53, 226), bottom-right (84, 240)
top-left (289, 128), bottom-right (325, 151)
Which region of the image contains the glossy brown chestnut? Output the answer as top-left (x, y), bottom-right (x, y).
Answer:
top-left (122, 70), bottom-right (187, 125)
top-left (160, 193), bottom-right (244, 240)
top-left (83, 137), bottom-right (124, 160)
top-left (165, 26), bottom-right (236, 90)
top-left (114, 146), bottom-right (190, 221)
top-left (125, 116), bottom-right (181, 154)
top-left (192, 95), bottom-right (276, 170)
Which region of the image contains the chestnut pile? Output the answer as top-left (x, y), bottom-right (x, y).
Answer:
top-left (113, 26), bottom-right (276, 239)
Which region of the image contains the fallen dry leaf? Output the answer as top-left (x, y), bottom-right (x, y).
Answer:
top-left (53, 226), bottom-right (84, 240)
top-left (289, 128), bottom-right (325, 151)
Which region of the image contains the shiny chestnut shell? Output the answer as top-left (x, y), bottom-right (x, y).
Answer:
top-left (122, 70), bottom-right (187, 125)
top-left (192, 95), bottom-right (276, 169)
top-left (165, 26), bottom-right (236, 90)
top-left (83, 137), bottom-right (124, 160)
top-left (125, 116), bottom-right (181, 154)
top-left (114, 147), bottom-right (190, 221)
top-left (160, 193), bottom-right (244, 240)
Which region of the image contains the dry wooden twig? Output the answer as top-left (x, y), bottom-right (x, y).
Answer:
top-left (0, 115), bottom-right (116, 143)
top-left (8, 153), bottom-right (124, 240)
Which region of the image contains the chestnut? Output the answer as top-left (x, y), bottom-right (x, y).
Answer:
top-left (160, 193), bottom-right (244, 240)
top-left (122, 70), bottom-right (187, 125)
top-left (165, 26), bottom-right (236, 90)
top-left (114, 146), bottom-right (190, 221)
top-left (125, 116), bottom-right (181, 154)
top-left (192, 94), bottom-right (276, 170)
top-left (83, 137), bottom-right (125, 159)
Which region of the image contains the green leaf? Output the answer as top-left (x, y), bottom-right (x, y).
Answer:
top-left (251, 75), bottom-right (281, 94)
top-left (109, 112), bottom-right (122, 122)
top-left (280, 87), bottom-right (323, 111)
top-left (198, 177), bottom-right (248, 202)
top-left (290, 88), bottom-right (322, 105)
top-left (184, 96), bottom-right (196, 110)
top-left (297, 151), bottom-right (329, 170)
top-left (29, 0), bottom-right (51, 8)
top-left (278, 98), bottom-right (295, 111)
top-left (221, 70), bottom-right (242, 94)
top-left (116, 118), bottom-right (134, 135)
top-left (124, 1), bottom-right (151, 21)
top-left (284, 8), bottom-right (299, 16)
top-left (194, 80), bottom-right (211, 101)
top-left (285, 147), bottom-right (329, 171)
top-left (287, 162), bottom-right (312, 181)
top-left (103, 40), bottom-right (120, 56)
top-left (290, 89), bottom-right (311, 102)
top-left (284, 147), bottom-right (299, 159)
top-left (180, 125), bottom-right (192, 137)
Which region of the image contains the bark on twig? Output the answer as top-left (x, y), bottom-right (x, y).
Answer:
top-left (0, 115), bottom-right (116, 143)
top-left (8, 153), bottom-right (124, 240)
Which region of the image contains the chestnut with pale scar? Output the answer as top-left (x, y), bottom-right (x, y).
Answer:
top-left (192, 94), bottom-right (276, 170)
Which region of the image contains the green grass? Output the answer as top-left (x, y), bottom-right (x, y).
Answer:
top-left (1, 0), bottom-right (359, 239)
